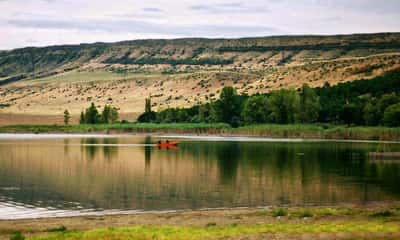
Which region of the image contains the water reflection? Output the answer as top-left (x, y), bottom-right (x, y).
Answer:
top-left (215, 142), bottom-right (240, 184)
top-left (79, 138), bottom-right (119, 161)
top-left (81, 138), bottom-right (98, 160)
top-left (144, 136), bottom-right (152, 174)
top-left (0, 136), bottom-right (399, 219)
top-left (103, 138), bottom-right (118, 161)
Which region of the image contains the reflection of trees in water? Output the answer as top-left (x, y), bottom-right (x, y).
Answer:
top-left (375, 142), bottom-right (395, 153)
top-left (80, 138), bottom-right (119, 161)
top-left (143, 136), bottom-right (152, 174)
top-left (81, 138), bottom-right (98, 160)
top-left (180, 141), bottom-right (400, 197)
top-left (103, 138), bottom-right (118, 161)
top-left (63, 139), bottom-right (69, 156)
top-left (1, 139), bottom-right (400, 211)
top-left (365, 162), bottom-right (400, 194)
top-left (215, 142), bottom-right (240, 184)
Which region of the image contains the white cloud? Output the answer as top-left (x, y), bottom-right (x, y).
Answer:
top-left (0, 0), bottom-right (399, 49)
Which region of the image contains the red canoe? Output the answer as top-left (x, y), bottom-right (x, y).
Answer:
top-left (156, 141), bottom-right (179, 148)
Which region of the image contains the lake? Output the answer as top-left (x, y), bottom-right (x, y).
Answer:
top-left (0, 134), bottom-right (399, 219)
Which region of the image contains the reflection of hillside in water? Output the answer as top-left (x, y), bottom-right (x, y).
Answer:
top-left (0, 137), bottom-right (399, 212)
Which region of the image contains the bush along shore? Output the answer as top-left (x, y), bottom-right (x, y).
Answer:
top-left (1, 123), bottom-right (400, 141)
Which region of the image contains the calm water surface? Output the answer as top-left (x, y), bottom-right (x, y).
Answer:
top-left (0, 134), bottom-right (399, 219)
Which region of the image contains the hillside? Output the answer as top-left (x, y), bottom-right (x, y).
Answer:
top-left (1, 33), bottom-right (400, 124)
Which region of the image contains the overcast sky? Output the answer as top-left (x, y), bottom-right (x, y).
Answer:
top-left (0, 0), bottom-right (399, 50)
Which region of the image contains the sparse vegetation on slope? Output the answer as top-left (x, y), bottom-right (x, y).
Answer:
top-left (0, 33), bottom-right (400, 122)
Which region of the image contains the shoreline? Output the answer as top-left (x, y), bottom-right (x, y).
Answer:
top-left (0, 132), bottom-right (400, 144)
top-left (0, 123), bottom-right (400, 141)
top-left (1, 203), bottom-right (399, 240)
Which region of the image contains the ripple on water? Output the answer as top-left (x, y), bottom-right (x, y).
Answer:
top-left (0, 187), bottom-right (20, 191)
top-left (0, 200), bottom-right (178, 220)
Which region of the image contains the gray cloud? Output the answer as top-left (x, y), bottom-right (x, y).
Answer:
top-left (7, 17), bottom-right (279, 36)
top-left (0, 0), bottom-right (56, 2)
top-left (1, 0), bottom-right (400, 49)
top-left (190, 2), bottom-right (268, 14)
top-left (304, 0), bottom-right (400, 14)
top-left (142, 7), bottom-right (162, 12)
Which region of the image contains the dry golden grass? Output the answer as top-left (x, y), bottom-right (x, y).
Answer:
top-left (1, 35), bottom-right (400, 125)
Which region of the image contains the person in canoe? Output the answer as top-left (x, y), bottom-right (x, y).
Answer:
top-left (156, 140), bottom-right (179, 148)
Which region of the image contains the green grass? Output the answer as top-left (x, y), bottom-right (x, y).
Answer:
top-left (235, 124), bottom-right (324, 138)
top-left (259, 207), bottom-right (362, 218)
top-left (9, 232), bottom-right (25, 240)
top-left (3, 207), bottom-right (399, 240)
top-left (0, 123), bottom-right (399, 141)
top-left (323, 126), bottom-right (400, 141)
top-left (47, 226), bottom-right (67, 233)
top-left (234, 124), bottom-right (400, 140)
top-left (370, 210), bottom-right (395, 218)
top-left (27, 222), bottom-right (400, 240)
top-left (296, 210), bottom-right (314, 218)
top-left (259, 207), bottom-right (400, 219)
top-left (271, 208), bottom-right (288, 217)
top-left (0, 123), bottom-right (231, 134)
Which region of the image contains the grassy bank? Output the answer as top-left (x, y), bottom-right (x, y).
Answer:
top-left (25, 223), bottom-right (400, 240)
top-left (0, 123), bottom-right (400, 141)
top-left (1, 205), bottom-right (399, 240)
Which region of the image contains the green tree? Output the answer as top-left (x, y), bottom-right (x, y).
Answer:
top-left (299, 84), bottom-right (320, 123)
top-left (363, 100), bottom-right (380, 126)
top-left (383, 103), bottom-right (400, 127)
top-left (198, 103), bottom-right (212, 122)
top-left (101, 105), bottom-right (111, 124)
top-left (241, 95), bottom-right (269, 124)
top-left (109, 106), bottom-right (119, 123)
top-left (63, 109), bottom-right (70, 125)
top-left (165, 108), bottom-right (177, 123)
top-left (145, 98), bottom-right (152, 113)
top-left (79, 111), bottom-right (85, 124)
top-left (269, 89), bottom-right (300, 124)
top-left (177, 108), bottom-right (189, 122)
top-left (85, 103), bottom-right (100, 124)
top-left (377, 93), bottom-right (400, 124)
top-left (137, 98), bottom-right (156, 122)
top-left (214, 86), bottom-right (240, 124)
top-left (340, 103), bottom-right (358, 125)
top-left (208, 104), bottom-right (218, 123)
top-left (101, 105), bottom-right (119, 124)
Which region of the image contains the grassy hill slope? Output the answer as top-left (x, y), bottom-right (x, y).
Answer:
top-left (1, 33), bottom-right (400, 124)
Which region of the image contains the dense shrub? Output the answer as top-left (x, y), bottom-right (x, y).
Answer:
top-left (383, 103), bottom-right (400, 127)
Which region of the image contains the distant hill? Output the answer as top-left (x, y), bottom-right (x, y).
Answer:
top-left (1, 33), bottom-right (400, 124)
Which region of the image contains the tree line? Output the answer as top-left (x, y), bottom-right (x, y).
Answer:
top-left (138, 71), bottom-right (400, 127)
top-left (79, 103), bottom-right (119, 124)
